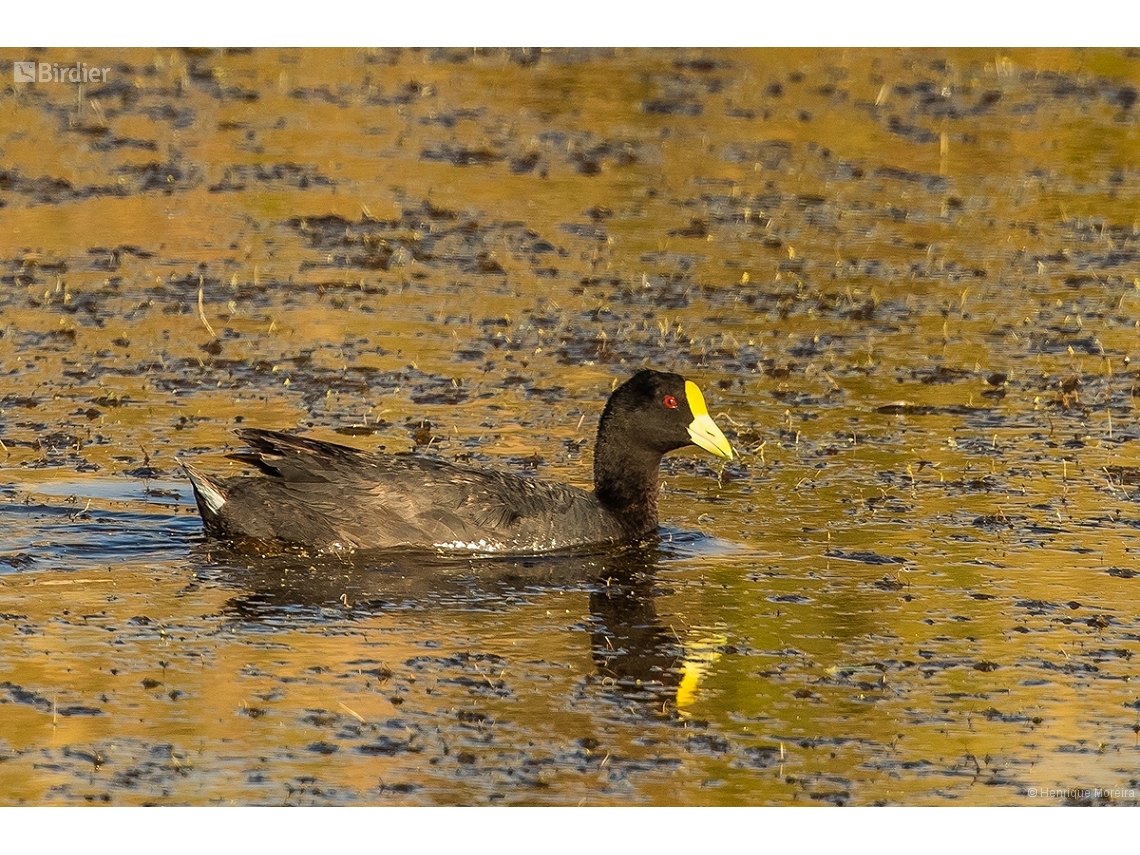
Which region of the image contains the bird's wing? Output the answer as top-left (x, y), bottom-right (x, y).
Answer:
top-left (230, 429), bottom-right (605, 551)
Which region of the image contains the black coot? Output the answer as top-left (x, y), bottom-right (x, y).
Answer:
top-left (182, 368), bottom-right (733, 554)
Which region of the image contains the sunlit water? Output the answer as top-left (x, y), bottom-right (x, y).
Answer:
top-left (2, 47), bottom-right (1140, 805)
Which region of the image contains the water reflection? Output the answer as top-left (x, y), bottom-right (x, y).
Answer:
top-left (5, 46), bottom-right (1140, 805)
top-left (194, 540), bottom-right (710, 713)
top-left (0, 495), bottom-right (199, 568)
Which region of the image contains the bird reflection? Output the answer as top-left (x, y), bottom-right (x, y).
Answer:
top-left (189, 539), bottom-right (720, 714)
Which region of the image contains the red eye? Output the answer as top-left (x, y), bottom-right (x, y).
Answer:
top-left (663, 394), bottom-right (678, 409)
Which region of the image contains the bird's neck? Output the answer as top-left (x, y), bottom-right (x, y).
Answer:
top-left (592, 439), bottom-right (662, 529)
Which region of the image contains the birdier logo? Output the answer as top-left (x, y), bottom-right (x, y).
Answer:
top-left (13, 61), bottom-right (110, 84)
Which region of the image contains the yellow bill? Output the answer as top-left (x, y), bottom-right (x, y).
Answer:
top-left (684, 380), bottom-right (733, 460)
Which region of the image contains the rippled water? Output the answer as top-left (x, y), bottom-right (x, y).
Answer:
top-left (2, 47), bottom-right (1140, 805)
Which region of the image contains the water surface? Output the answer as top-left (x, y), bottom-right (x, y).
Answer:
top-left (2, 47), bottom-right (1140, 805)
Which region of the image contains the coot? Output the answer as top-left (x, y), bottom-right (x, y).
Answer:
top-left (182, 368), bottom-right (733, 554)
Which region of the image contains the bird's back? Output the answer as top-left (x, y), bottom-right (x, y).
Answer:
top-left (186, 429), bottom-right (636, 553)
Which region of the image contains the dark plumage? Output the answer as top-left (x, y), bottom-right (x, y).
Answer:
top-left (182, 369), bottom-right (733, 554)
